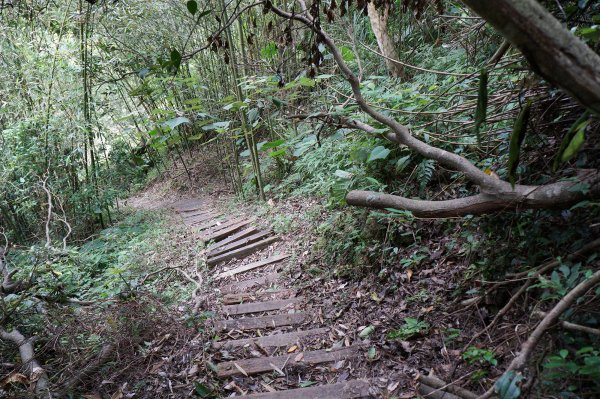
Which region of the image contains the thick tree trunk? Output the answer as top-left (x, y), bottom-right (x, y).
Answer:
top-left (367, 2), bottom-right (404, 79)
top-left (462, 0), bottom-right (600, 114)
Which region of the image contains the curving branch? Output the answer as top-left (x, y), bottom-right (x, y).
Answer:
top-left (268, 1), bottom-right (600, 218)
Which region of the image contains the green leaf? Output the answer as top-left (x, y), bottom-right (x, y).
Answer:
top-left (260, 42), bottom-right (278, 60)
top-left (560, 122), bottom-right (588, 163)
top-left (299, 381), bottom-right (317, 388)
top-left (359, 325), bottom-right (375, 338)
top-left (553, 112), bottom-right (589, 171)
top-left (494, 371), bottom-right (524, 399)
top-left (186, 0), bottom-right (198, 15)
top-left (334, 169), bottom-right (353, 179)
top-left (162, 116), bottom-right (190, 130)
top-left (368, 346), bottom-right (377, 360)
top-left (170, 49), bottom-right (182, 73)
top-left (367, 146), bottom-right (391, 162)
top-left (474, 68), bottom-right (488, 140)
top-left (340, 46), bottom-right (356, 62)
top-left (507, 101), bottom-right (532, 188)
top-left (260, 139), bottom-right (286, 150)
top-left (194, 382), bottom-right (213, 397)
top-left (269, 149), bottom-right (286, 158)
top-left (298, 77), bottom-right (316, 87)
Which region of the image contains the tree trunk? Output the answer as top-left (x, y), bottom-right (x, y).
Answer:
top-left (462, 0), bottom-right (600, 114)
top-left (367, 2), bottom-right (404, 79)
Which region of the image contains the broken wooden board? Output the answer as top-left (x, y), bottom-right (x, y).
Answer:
top-left (214, 312), bottom-right (306, 331)
top-left (193, 217), bottom-right (231, 232)
top-left (213, 327), bottom-right (329, 349)
top-left (185, 214), bottom-right (223, 227)
top-left (201, 220), bottom-right (253, 242)
top-left (180, 209), bottom-right (212, 218)
top-left (217, 255), bottom-right (289, 280)
top-left (207, 236), bottom-right (280, 266)
top-left (222, 289), bottom-right (295, 305)
top-left (207, 230), bottom-right (273, 258)
top-left (216, 345), bottom-right (362, 377)
top-left (219, 273), bottom-right (280, 294)
top-left (222, 297), bottom-right (303, 316)
top-left (206, 226), bottom-right (260, 252)
top-left (184, 211), bottom-right (221, 223)
top-left (231, 380), bottom-right (371, 399)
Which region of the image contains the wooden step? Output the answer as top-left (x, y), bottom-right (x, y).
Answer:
top-left (232, 380), bottom-right (371, 399)
top-left (194, 216), bottom-right (233, 232)
top-left (185, 214), bottom-right (222, 227)
top-left (174, 201), bottom-right (204, 212)
top-left (185, 212), bottom-right (221, 224)
top-left (207, 226), bottom-right (260, 252)
top-left (213, 327), bottom-right (329, 349)
top-left (222, 289), bottom-right (295, 305)
top-left (220, 273), bottom-right (280, 294)
top-left (222, 297), bottom-right (303, 316)
top-left (208, 230), bottom-right (273, 258)
top-left (181, 209), bottom-right (212, 218)
top-left (215, 313), bottom-right (306, 331)
top-left (217, 255), bottom-right (289, 280)
top-left (217, 345), bottom-right (362, 377)
top-left (201, 220), bottom-right (253, 242)
top-left (207, 236), bottom-right (280, 266)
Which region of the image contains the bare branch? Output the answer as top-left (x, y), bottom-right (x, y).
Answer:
top-left (0, 329), bottom-right (50, 397)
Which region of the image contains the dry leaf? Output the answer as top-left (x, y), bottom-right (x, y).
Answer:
top-left (269, 362), bottom-right (285, 376)
top-left (406, 269), bottom-right (413, 281)
top-left (294, 352), bottom-right (304, 362)
top-left (233, 362), bottom-right (249, 377)
top-left (261, 382), bottom-right (277, 392)
top-left (1, 373), bottom-right (29, 387)
top-left (287, 345), bottom-right (298, 353)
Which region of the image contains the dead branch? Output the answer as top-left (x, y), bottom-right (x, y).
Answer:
top-left (54, 343), bottom-right (114, 397)
top-left (466, 238), bottom-right (600, 348)
top-left (533, 310), bottom-right (600, 337)
top-left (478, 269), bottom-right (600, 399)
top-left (417, 374), bottom-right (479, 399)
top-left (40, 176), bottom-right (52, 249)
top-left (0, 328), bottom-right (50, 398)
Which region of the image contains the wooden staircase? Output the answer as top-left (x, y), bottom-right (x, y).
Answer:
top-left (173, 199), bottom-right (374, 398)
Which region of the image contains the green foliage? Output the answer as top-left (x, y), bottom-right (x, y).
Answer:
top-left (387, 318), bottom-right (430, 340)
top-left (462, 346), bottom-right (498, 367)
top-left (543, 347), bottom-right (600, 394)
top-left (553, 111), bottom-right (590, 171)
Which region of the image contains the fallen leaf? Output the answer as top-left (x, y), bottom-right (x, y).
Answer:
top-left (406, 269), bottom-right (413, 282)
top-left (1, 373), bottom-right (29, 387)
top-left (269, 362), bottom-right (285, 376)
top-left (294, 352), bottom-right (304, 362)
top-left (233, 362), bottom-right (249, 377)
top-left (358, 325), bottom-right (375, 338)
top-left (287, 345), bottom-right (298, 353)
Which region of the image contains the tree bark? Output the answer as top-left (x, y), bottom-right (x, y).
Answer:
top-left (367, 2), bottom-right (404, 78)
top-left (461, 0), bottom-right (600, 114)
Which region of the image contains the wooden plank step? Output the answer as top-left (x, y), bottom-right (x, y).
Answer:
top-left (217, 345), bottom-right (362, 377)
top-left (194, 216), bottom-right (234, 232)
top-left (181, 209), bottom-right (212, 217)
top-left (207, 236), bottom-right (280, 266)
top-left (207, 227), bottom-right (260, 252)
top-left (208, 230), bottom-right (273, 258)
top-left (185, 213), bottom-right (223, 226)
top-left (222, 289), bottom-right (295, 305)
top-left (213, 327), bottom-right (329, 349)
top-left (220, 273), bottom-right (280, 294)
top-left (201, 220), bottom-right (252, 242)
top-left (222, 297), bottom-right (303, 315)
top-left (217, 255), bottom-right (289, 280)
top-left (215, 313), bottom-right (306, 331)
top-left (232, 380), bottom-right (371, 399)
top-left (174, 201), bottom-right (204, 212)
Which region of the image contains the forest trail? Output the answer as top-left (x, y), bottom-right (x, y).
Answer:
top-left (171, 197), bottom-right (377, 399)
